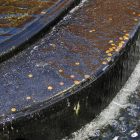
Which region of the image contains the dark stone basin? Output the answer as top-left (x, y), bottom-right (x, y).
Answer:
top-left (0, 0), bottom-right (140, 139)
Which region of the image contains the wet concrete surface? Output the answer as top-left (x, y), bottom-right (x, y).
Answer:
top-left (0, 0), bottom-right (139, 124)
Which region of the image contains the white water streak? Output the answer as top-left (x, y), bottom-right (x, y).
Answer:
top-left (70, 0), bottom-right (88, 14)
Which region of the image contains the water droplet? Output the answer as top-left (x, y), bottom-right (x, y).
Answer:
top-left (131, 132), bottom-right (138, 138)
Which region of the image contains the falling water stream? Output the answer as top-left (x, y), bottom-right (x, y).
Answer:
top-left (67, 36), bottom-right (140, 140)
top-left (0, 0), bottom-right (140, 140)
top-left (3, 33), bottom-right (139, 140)
top-left (65, 1), bottom-right (140, 139)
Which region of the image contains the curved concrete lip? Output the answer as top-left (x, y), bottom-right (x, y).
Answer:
top-left (0, 0), bottom-right (140, 126)
top-left (0, 0), bottom-right (79, 58)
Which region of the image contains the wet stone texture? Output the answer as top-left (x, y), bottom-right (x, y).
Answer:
top-left (0, 0), bottom-right (139, 125)
top-left (0, 0), bottom-right (58, 43)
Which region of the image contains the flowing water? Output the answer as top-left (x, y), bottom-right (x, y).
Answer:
top-left (7, 28), bottom-right (139, 140)
top-left (0, 0), bottom-right (59, 43)
top-left (67, 36), bottom-right (140, 140)
top-left (0, 0), bottom-right (140, 140)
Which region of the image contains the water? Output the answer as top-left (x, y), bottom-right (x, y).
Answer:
top-left (70, 45), bottom-right (140, 140)
top-left (0, 27), bottom-right (139, 140)
top-left (0, 0), bottom-right (140, 140)
top-left (0, 0), bottom-right (58, 43)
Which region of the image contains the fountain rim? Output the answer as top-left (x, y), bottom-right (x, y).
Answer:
top-left (0, 22), bottom-right (139, 125)
top-left (0, 0), bottom-right (140, 126)
top-left (0, 0), bottom-right (81, 61)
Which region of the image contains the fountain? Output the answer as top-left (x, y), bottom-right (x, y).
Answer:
top-left (0, 0), bottom-right (140, 139)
